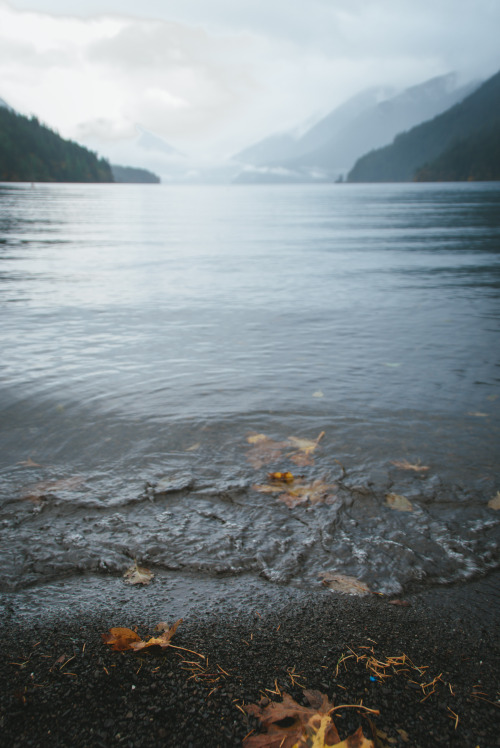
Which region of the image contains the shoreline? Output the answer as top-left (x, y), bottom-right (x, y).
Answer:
top-left (1, 573), bottom-right (499, 747)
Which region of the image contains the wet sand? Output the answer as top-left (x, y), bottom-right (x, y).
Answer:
top-left (1, 573), bottom-right (499, 747)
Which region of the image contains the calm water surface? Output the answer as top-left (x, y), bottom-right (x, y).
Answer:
top-left (1, 182), bottom-right (499, 610)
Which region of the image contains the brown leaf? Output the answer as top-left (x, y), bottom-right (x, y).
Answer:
top-left (320, 573), bottom-right (371, 596)
top-left (246, 434), bottom-right (288, 469)
top-left (244, 690), bottom-right (374, 748)
top-left (253, 478), bottom-right (336, 508)
top-left (244, 690), bottom-right (340, 748)
top-left (22, 475), bottom-right (86, 503)
top-left (488, 491), bottom-right (500, 510)
top-left (290, 451), bottom-right (316, 467)
top-left (390, 459), bottom-right (429, 472)
top-left (385, 493), bottom-right (413, 512)
top-left (287, 431), bottom-right (325, 467)
top-left (388, 599), bottom-right (411, 607)
top-left (154, 621), bottom-right (171, 632)
top-left (102, 619), bottom-right (182, 652)
top-left (17, 457), bottom-right (41, 467)
top-left (123, 562), bottom-right (154, 585)
top-left (130, 619), bottom-right (182, 651)
top-left (334, 727), bottom-right (375, 747)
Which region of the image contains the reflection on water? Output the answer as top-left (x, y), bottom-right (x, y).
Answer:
top-left (0, 182), bottom-right (499, 599)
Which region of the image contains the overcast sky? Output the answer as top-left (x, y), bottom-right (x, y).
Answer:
top-left (1, 0), bottom-right (499, 160)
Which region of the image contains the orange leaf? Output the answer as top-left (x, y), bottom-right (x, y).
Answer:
top-left (102, 619), bottom-right (182, 652)
top-left (101, 627), bottom-right (142, 651)
top-left (130, 619), bottom-right (182, 651)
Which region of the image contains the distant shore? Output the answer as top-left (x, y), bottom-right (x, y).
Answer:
top-left (1, 573), bottom-right (498, 747)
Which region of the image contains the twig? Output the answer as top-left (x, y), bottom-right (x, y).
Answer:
top-left (329, 704), bottom-right (380, 716)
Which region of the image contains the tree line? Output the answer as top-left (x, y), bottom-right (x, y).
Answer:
top-left (0, 106), bottom-right (113, 182)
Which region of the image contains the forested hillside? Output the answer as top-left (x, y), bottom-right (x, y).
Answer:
top-left (348, 69), bottom-right (500, 182)
top-left (0, 106), bottom-right (113, 182)
top-left (414, 125), bottom-right (500, 181)
top-left (111, 164), bottom-right (160, 183)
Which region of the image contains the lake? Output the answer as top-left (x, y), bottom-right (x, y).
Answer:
top-left (0, 181), bottom-right (499, 613)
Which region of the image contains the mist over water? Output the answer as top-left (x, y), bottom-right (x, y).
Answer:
top-left (1, 182), bottom-right (499, 611)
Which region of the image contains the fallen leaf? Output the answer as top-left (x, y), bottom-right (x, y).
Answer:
top-left (186, 443), bottom-right (200, 452)
top-left (246, 434), bottom-right (288, 469)
top-left (388, 599), bottom-right (411, 607)
top-left (102, 619), bottom-right (182, 652)
top-left (333, 728), bottom-right (375, 748)
top-left (396, 728), bottom-right (409, 743)
top-left (287, 431), bottom-right (325, 467)
top-left (17, 458), bottom-right (41, 467)
top-left (101, 627), bottom-right (142, 651)
top-left (267, 472), bottom-right (295, 483)
top-left (22, 475), bottom-right (86, 503)
top-left (253, 478), bottom-right (336, 508)
top-left (488, 492), bottom-right (500, 510)
top-left (320, 573), bottom-right (371, 596)
top-left (244, 690), bottom-right (375, 748)
top-left (154, 622), bottom-right (171, 632)
top-left (312, 391), bottom-right (324, 398)
top-left (247, 433), bottom-right (269, 444)
top-left (123, 562), bottom-right (154, 586)
top-left (390, 459), bottom-right (429, 472)
top-left (130, 620), bottom-right (182, 651)
top-left (385, 493), bottom-right (413, 512)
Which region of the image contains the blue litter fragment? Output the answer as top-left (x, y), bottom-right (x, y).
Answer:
top-left (369, 676), bottom-right (377, 682)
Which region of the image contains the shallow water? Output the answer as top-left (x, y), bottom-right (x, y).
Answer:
top-left (1, 182), bottom-right (499, 607)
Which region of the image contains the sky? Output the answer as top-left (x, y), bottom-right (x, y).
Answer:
top-left (1, 0), bottom-right (500, 167)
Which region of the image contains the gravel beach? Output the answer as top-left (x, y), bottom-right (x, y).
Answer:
top-left (1, 573), bottom-right (499, 748)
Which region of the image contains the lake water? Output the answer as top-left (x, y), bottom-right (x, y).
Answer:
top-left (1, 182), bottom-right (499, 612)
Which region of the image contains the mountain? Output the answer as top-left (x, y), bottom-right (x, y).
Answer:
top-left (111, 164), bottom-right (161, 183)
top-left (348, 69), bottom-right (500, 182)
top-left (75, 122), bottom-right (191, 183)
top-left (414, 126), bottom-right (500, 182)
top-left (0, 106), bottom-right (113, 182)
top-left (234, 87), bottom-right (394, 168)
top-left (234, 74), bottom-right (478, 183)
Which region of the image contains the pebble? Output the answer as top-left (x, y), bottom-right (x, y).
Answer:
top-left (1, 583), bottom-right (499, 747)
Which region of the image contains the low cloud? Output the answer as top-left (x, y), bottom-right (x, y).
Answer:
top-left (1, 0), bottom-right (499, 160)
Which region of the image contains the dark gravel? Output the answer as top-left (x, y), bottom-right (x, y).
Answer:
top-left (1, 575), bottom-right (499, 747)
